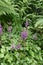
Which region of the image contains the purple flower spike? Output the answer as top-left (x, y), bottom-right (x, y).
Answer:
top-left (0, 24), bottom-right (3, 35)
top-left (16, 44), bottom-right (21, 50)
top-left (7, 26), bottom-right (12, 32)
top-left (11, 44), bottom-right (15, 49)
top-left (25, 19), bottom-right (29, 28)
top-left (21, 30), bottom-right (28, 40)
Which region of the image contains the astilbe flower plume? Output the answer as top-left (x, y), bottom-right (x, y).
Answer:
top-left (21, 30), bottom-right (28, 40)
top-left (0, 24), bottom-right (3, 35)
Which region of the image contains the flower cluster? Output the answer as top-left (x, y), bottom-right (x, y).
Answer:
top-left (16, 44), bottom-right (21, 49)
top-left (11, 44), bottom-right (21, 50)
top-left (21, 30), bottom-right (28, 40)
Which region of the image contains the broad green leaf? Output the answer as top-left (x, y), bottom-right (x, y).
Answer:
top-left (0, 53), bottom-right (4, 58)
top-left (35, 19), bottom-right (43, 28)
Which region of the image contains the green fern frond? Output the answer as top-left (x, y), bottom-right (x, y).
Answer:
top-left (35, 19), bottom-right (43, 28)
top-left (0, 0), bottom-right (18, 16)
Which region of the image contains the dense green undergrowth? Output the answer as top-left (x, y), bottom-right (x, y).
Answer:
top-left (0, 0), bottom-right (43, 65)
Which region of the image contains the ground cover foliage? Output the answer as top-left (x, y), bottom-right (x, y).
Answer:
top-left (0, 0), bottom-right (43, 65)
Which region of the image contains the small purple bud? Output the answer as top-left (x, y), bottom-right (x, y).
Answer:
top-left (32, 33), bottom-right (38, 40)
top-left (21, 30), bottom-right (28, 40)
top-left (16, 44), bottom-right (21, 50)
top-left (25, 19), bottom-right (29, 28)
top-left (7, 26), bottom-right (12, 32)
top-left (0, 24), bottom-right (3, 35)
top-left (11, 44), bottom-right (15, 49)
